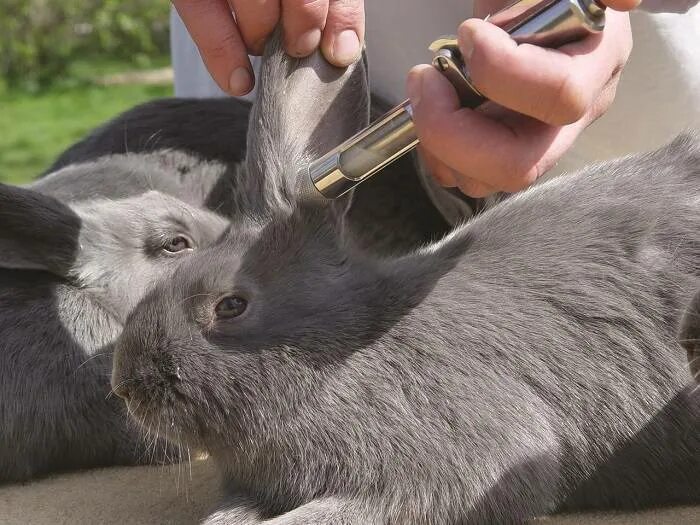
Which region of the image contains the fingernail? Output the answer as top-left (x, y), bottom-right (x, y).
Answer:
top-left (229, 67), bottom-right (252, 95)
top-left (406, 68), bottom-right (423, 108)
top-left (332, 30), bottom-right (361, 65)
top-left (459, 23), bottom-right (476, 61)
top-left (295, 28), bottom-right (322, 57)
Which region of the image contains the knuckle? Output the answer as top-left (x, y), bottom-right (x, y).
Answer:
top-left (432, 164), bottom-right (458, 188)
top-left (282, 0), bottom-right (327, 33)
top-left (503, 161), bottom-right (540, 193)
top-left (589, 78), bottom-right (618, 123)
top-left (327, 0), bottom-right (364, 27)
top-left (417, 121), bottom-right (448, 155)
top-left (468, 48), bottom-right (498, 91)
top-left (330, 0), bottom-right (363, 12)
top-left (413, 107), bottom-right (442, 142)
top-left (549, 73), bottom-right (590, 125)
top-left (202, 31), bottom-right (243, 60)
top-left (461, 26), bottom-right (513, 95)
top-left (286, 0), bottom-right (327, 15)
top-left (458, 180), bottom-right (491, 198)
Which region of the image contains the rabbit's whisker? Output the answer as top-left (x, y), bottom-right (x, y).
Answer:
top-left (106, 378), bottom-right (134, 400)
top-left (72, 351), bottom-right (111, 374)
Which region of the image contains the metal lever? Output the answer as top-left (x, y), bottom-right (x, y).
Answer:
top-left (305, 0), bottom-right (606, 200)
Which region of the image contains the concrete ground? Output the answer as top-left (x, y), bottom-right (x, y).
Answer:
top-left (0, 459), bottom-right (696, 525)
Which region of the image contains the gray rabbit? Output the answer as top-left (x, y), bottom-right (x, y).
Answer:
top-left (111, 34), bottom-right (700, 524)
top-left (0, 172), bottom-right (229, 483)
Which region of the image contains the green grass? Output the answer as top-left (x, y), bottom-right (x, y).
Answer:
top-left (0, 81), bottom-right (172, 185)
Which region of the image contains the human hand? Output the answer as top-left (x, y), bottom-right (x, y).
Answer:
top-left (406, 1), bottom-right (633, 198)
top-left (602, 0), bottom-right (641, 9)
top-left (173, 0), bottom-right (365, 96)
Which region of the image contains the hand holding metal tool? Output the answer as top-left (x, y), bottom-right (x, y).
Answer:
top-left (304, 0), bottom-right (607, 200)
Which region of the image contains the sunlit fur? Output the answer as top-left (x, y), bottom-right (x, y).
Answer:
top-left (113, 32), bottom-right (700, 524)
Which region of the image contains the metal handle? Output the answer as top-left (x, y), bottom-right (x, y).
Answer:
top-left (305, 0), bottom-right (606, 200)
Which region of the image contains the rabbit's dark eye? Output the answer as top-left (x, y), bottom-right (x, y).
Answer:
top-left (163, 235), bottom-right (193, 253)
top-left (215, 296), bottom-right (248, 319)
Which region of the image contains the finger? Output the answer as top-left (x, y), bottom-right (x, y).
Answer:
top-left (421, 145), bottom-right (500, 198)
top-left (421, 148), bottom-right (496, 199)
top-left (321, 0), bottom-right (365, 66)
top-left (229, 0), bottom-right (280, 56)
top-left (281, 0), bottom-right (329, 58)
top-left (419, 146), bottom-right (458, 187)
top-left (456, 177), bottom-right (498, 199)
top-left (458, 10), bottom-right (631, 126)
top-left (408, 65), bottom-right (563, 193)
top-left (173, 0), bottom-right (254, 96)
top-left (602, 0), bottom-right (641, 10)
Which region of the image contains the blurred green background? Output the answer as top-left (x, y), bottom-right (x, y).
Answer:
top-left (0, 0), bottom-right (173, 184)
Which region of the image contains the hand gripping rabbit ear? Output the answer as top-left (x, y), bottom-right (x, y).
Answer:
top-left (0, 183), bottom-right (82, 277)
top-left (243, 28), bottom-right (370, 212)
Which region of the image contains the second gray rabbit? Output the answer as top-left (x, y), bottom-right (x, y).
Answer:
top-left (111, 34), bottom-right (700, 524)
top-left (0, 157), bottom-right (230, 482)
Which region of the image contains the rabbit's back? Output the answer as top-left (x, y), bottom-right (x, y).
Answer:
top-left (381, 133), bottom-right (700, 511)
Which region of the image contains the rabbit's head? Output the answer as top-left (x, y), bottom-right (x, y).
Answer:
top-left (0, 183), bottom-right (229, 321)
top-left (33, 150), bottom-right (232, 213)
top-left (111, 32), bottom-right (375, 449)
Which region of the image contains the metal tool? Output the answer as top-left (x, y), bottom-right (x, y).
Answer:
top-left (303, 0), bottom-right (606, 200)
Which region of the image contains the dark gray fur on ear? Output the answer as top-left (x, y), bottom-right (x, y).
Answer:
top-left (0, 183), bottom-right (81, 276)
top-left (242, 29), bottom-right (370, 213)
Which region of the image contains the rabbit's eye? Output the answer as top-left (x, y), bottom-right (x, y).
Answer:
top-left (215, 296), bottom-right (248, 319)
top-left (163, 235), bottom-right (193, 253)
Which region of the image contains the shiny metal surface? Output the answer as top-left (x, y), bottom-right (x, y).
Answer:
top-left (306, 0), bottom-right (606, 200)
top-left (432, 48), bottom-right (486, 108)
top-left (506, 0), bottom-right (606, 47)
top-left (309, 101), bottom-right (418, 199)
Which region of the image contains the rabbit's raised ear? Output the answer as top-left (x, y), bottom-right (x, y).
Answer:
top-left (244, 29), bottom-right (369, 208)
top-left (0, 183), bottom-right (81, 276)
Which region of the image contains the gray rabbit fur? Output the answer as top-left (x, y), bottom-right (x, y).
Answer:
top-left (111, 33), bottom-right (700, 524)
top-left (0, 172), bottom-right (230, 483)
top-left (41, 91), bottom-right (447, 254)
top-left (0, 56), bottom-right (440, 482)
top-left (680, 289), bottom-right (700, 381)
top-left (34, 149), bottom-right (227, 206)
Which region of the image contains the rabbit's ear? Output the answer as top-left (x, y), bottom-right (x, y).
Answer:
top-left (244, 29), bottom-right (370, 209)
top-left (0, 183), bottom-right (81, 276)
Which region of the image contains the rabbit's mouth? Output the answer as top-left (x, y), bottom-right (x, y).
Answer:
top-left (111, 311), bottom-right (260, 453)
top-left (117, 388), bottom-right (208, 469)
top-left (111, 348), bottom-right (207, 451)
top-left (111, 362), bottom-right (213, 450)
